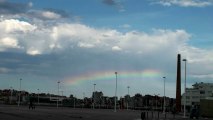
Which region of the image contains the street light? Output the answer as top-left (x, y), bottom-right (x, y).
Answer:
top-left (127, 86), bottom-right (130, 110)
top-left (154, 94), bottom-right (160, 110)
top-left (57, 81), bottom-right (60, 108)
top-left (183, 59), bottom-right (187, 118)
top-left (83, 92), bottom-right (85, 108)
top-left (18, 78), bottom-right (22, 107)
top-left (10, 86), bottom-right (13, 104)
top-left (37, 89), bottom-right (40, 105)
top-left (163, 76), bottom-right (166, 114)
top-left (114, 72), bottom-right (118, 112)
top-left (83, 92), bottom-right (85, 99)
top-left (93, 83), bottom-right (96, 109)
top-left (74, 95), bottom-right (76, 109)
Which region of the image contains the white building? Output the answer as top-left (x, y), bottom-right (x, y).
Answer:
top-left (182, 82), bottom-right (213, 108)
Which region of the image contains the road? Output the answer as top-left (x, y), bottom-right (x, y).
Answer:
top-left (0, 105), bottom-right (211, 120)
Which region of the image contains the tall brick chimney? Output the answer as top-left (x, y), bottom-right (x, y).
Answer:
top-left (176, 54), bottom-right (181, 112)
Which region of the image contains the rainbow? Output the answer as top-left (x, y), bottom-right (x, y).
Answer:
top-left (64, 69), bottom-right (162, 85)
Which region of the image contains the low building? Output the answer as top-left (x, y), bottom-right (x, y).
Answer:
top-left (200, 97), bottom-right (213, 117)
top-left (181, 82), bottom-right (213, 111)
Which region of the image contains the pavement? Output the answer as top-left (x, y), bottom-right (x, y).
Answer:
top-left (0, 105), bottom-right (212, 120)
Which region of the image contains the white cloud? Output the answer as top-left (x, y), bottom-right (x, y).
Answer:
top-left (191, 74), bottom-right (213, 79)
top-left (156, 0), bottom-right (212, 7)
top-left (41, 11), bottom-right (61, 19)
top-left (180, 46), bottom-right (213, 63)
top-left (27, 48), bottom-right (41, 55)
top-left (119, 24), bottom-right (131, 29)
top-left (0, 19), bottom-right (37, 33)
top-left (0, 17), bottom-right (212, 98)
top-left (0, 67), bottom-right (10, 73)
top-left (49, 23), bottom-right (191, 55)
top-left (0, 37), bottom-right (18, 47)
top-left (118, 29), bottom-right (190, 54)
top-left (28, 2), bottom-right (33, 7)
top-left (112, 46), bottom-right (122, 51)
top-left (78, 42), bottom-right (95, 48)
top-left (0, 18), bottom-right (212, 80)
top-left (0, 37), bottom-right (20, 51)
top-left (0, 18), bottom-right (192, 56)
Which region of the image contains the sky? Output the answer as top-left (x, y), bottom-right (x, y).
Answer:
top-left (0, 0), bottom-right (213, 98)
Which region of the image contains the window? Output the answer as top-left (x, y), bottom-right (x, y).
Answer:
top-left (186, 96), bottom-right (190, 99)
top-left (192, 96), bottom-right (199, 99)
top-left (200, 90), bottom-right (205, 94)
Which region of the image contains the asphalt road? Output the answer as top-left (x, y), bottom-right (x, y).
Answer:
top-left (0, 105), bottom-right (211, 120)
top-left (0, 105), bottom-right (141, 120)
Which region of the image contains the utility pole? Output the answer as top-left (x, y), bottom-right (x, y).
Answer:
top-left (18, 78), bottom-right (22, 106)
top-left (57, 81), bottom-right (60, 108)
top-left (183, 59), bottom-right (187, 118)
top-left (114, 72), bottom-right (118, 112)
top-left (163, 76), bottom-right (166, 114)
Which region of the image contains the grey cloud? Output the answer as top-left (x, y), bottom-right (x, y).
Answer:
top-left (0, 0), bottom-right (30, 14)
top-left (153, 0), bottom-right (213, 7)
top-left (27, 9), bottom-right (68, 20)
top-left (0, 1), bottom-right (70, 20)
top-left (44, 8), bottom-right (69, 18)
top-left (102, 0), bottom-right (125, 12)
top-left (103, 0), bottom-right (117, 5)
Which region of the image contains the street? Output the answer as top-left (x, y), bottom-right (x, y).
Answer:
top-left (0, 105), bottom-right (211, 120)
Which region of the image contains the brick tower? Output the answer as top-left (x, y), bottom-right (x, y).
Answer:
top-left (176, 54), bottom-right (181, 112)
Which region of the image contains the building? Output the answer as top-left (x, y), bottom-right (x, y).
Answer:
top-left (92, 91), bottom-right (103, 108)
top-left (200, 98), bottom-right (213, 117)
top-left (181, 82), bottom-right (213, 111)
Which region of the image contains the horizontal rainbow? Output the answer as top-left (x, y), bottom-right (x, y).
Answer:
top-left (64, 70), bottom-right (162, 85)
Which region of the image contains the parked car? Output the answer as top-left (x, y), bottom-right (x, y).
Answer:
top-left (190, 107), bottom-right (199, 119)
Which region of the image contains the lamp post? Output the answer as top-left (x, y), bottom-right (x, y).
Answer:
top-left (163, 76), bottom-right (166, 114)
top-left (83, 92), bottom-right (85, 99)
top-left (18, 78), bottom-right (22, 106)
top-left (61, 91), bottom-right (63, 96)
top-left (10, 87), bottom-right (13, 104)
top-left (74, 95), bottom-right (76, 109)
top-left (37, 89), bottom-right (40, 105)
top-left (83, 92), bottom-right (85, 108)
top-left (57, 81), bottom-right (60, 108)
top-left (154, 94), bottom-right (160, 110)
top-left (183, 59), bottom-right (187, 118)
top-left (127, 86), bottom-right (130, 110)
top-left (114, 72), bottom-right (118, 112)
top-left (93, 83), bottom-right (96, 109)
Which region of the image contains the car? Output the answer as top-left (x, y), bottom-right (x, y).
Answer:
top-left (190, 108), bottom-right (199, 119)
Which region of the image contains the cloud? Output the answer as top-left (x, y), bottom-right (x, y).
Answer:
top-left (0, 18), bottom-right (191, 56)
top-left (26, 48), bottom-right (41, 56)
top-left (179, 45), bottom-right (213, 79)
top-left (0, 37), bottom-right (19, 49)
top-left (112, 46), bottom-right (122, 51)
top-left (192, 74), bottom-right (213, 79)
top-left (119, 24), bottom-right (131, 29)
top-left (0, 17), bottom-right (212, 93)
top-left (102, 0), bottom-right (125, 12)
top-left (103, 0), bottom-right (116, 5)
top-left (27, 9), bottom-right (68, 20)
top-left (78, 42), bottom-right (95, 48)
top-left (0, 0), bottom-right (31, 14)
top-left (154, 0), bottom-right (213, 7)
top-left (28, 2), bottom-right (33, 7)
top-left (0, 19), bottom-right (37, 33)
top-left (0, 67), bottom-right (10, 73)
top-left (0, 1), bottom-right (69, 21)
top-left (41, 11), bottom-right (61, 19)
top-left (0, 18), bottom-right (212, 97)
